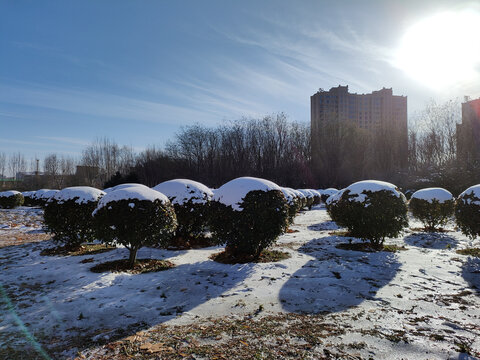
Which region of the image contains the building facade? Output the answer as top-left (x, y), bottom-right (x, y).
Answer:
top-left (457, 97), bottom-right (480, 163)
top-left (311, 85), bottom-right (407, 134)
top-left (310, 85), bottom-right (408, 184)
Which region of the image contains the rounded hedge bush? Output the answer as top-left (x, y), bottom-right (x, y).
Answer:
top-left (282, 187), bottom-right (302, 224)
top-left (22, 191), bottom-right (36, 207)
top-left (153, 179), bottom-right (213, 242)
top-left (0, 191), bottom-right (24, 209)
top-left (93, 185), bottom-right (177, 268)
top-left (210, 177), bottom-right (289, 260)
top-left (298, 189), bottom-right (315, 209)
top-left (31, 189), bottom-right (52, 207)
top-left (409, 187), bottom-right (454, 231)
top-left (38, 189), bottom-right (59, 208)
top-left (455, 184), bottom-right (480, 239)
top-left (325, 188), bottom-right (345, 223)
top-left (321, 188), bottom-right (339, 203)
top-left (329, 180), bottom-right (408, 247)
top-left (43, 187), bottom-right (105, 249)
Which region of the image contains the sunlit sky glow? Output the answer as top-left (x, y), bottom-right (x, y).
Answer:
top-left (395, 10), bottom-right (480, 89)
top-left (1, 0), bottom-right (480, 162)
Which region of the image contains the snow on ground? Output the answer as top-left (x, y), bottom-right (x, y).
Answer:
top-left (0, 207), bottom-right (480, 359)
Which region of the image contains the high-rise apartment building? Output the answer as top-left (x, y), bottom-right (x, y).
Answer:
top-left (457, 97), bottom-right (480, 162)
top-left (311, 85), bottom-right (407, 135)
top-left (310, 85), bottom-right (408, 182)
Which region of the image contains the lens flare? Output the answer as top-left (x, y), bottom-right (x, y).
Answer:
top-left (395, 10), bottom-right (480, 89)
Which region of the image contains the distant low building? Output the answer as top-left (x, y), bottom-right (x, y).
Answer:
top-left (457, 97), bottom-right (480, 163)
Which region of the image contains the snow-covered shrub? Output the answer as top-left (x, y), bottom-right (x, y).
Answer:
top-left (31, 189), bottom-right (52, 206)
top-left (325, 188), bottom-right (345, 222)
top-left (152, 179), bottom-right (213, 241)
top-left (22, 191), bottom-right (36, 207)
top-left (331, 180), bottom-right (408, 247)
top-left (310, 190), bottom-right (322, 205)
top-left (38, 189), bottom-right (59, 208)
top-left (298, 189), bottom-right (315, 209)
top-left (455, 185), bottom-right (480, 239)
top-left (93, 186), bottom-right (177, 268)
top-left (43, 187), bottom-right (105, 249)
top-left (0, 191), bottom-right (24, 209)
top-left (321, 188), bottom-right (339, 203)
top-left (409, 188), bottom-right (454, 231)
top-left (282, 187), bottom-right (302, 224)
top-left (103, 183), bottom-right (150, 193)
top-left (210, 177), bottom-right (289, 260)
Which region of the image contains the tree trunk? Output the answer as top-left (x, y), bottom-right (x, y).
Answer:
top-left (128, 248), bottom-right (138, 268)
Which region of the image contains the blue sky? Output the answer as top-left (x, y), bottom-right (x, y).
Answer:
top-left (1, 0), bottom-right (480, 164)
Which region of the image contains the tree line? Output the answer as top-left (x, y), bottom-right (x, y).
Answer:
top-left (1, 99), bottom-right (478, 194)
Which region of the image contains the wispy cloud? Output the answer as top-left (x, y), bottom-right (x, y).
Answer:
top-left (35, 136), bottom-right (90, 147)
top-left (0, 82), bottom-right (220, 126)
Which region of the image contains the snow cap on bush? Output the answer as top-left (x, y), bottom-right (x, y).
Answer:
top-left (458, 184), bottom-right (480, 205)
top-left (345, 180), bottom-right (403, 203)
top-left (94, 185), bottom-right (169, 214)
top-left (213, 177), bottom-right (283, 211)
top-left (103, 183), bottom-right (150, 193)
top-left (0, 190), bottom-right (21, 197)
top-left (411, 188), bottom-right (453, 203)
top-left (53, 186), bottom-right (105, 205)
top-left (39, 189), bottom-right (59, 201)
top-left (153, 179), bottom-right (213, 205)
top-left (281, 187), bottom-right (297, 205)
top-left (33, 189), bottom-right (51, 200)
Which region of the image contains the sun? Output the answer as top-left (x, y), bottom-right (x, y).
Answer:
top-left (395, 10), bottom-right (480, 89)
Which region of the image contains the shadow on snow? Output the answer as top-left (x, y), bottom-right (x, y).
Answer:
top-left (461, 256), bottom-right (480, 294)
top-left (404, 232), bottom-right (458, 249)
top-left (279, 235), bottom-right (401, 314)
top-left (0, 240), bottom-right (253, 358)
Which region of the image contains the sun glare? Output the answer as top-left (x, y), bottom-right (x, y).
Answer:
top-left (395, 10), bottom-right (480, 89)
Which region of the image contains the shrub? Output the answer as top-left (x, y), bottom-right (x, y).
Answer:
top-left (325, 189), bottom-right (345, 222)
top-left (0, 191), bottom-right (24, 209)
top-left (331, 180), bottom-right (408, 248)
top-left (31, 189), bottom-right (52, 207)
top-left (298, 189), bottom-right (314, 209)
top-left (210, 177), bottom-right (289, 260)
top-left (321, 188), bottom-right (339, 203)
top-left (38, 189), bottom-right (59, 208)
top-left (22, 191), bottom-right (36, 207)
top-left (153, 179), bottom-right (213, 241)
top-left (93, 186), bottom-right (177, 268)
top-left (282, 187), bottom-right (302, 224)
top-left (310, 190), bottom-right (322, 205)
top-left (43, 187), bottom-right (105, 249)
top-left (409, 187), bottom-right (454, 231)
top-left (455, 184), bottom-right (480, 239)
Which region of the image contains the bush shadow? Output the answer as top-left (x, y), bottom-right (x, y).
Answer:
top-left (0, 241), bottom-right (253, 357)
top-left (307, 221), bottom-right (339, 232)
top-left (279, 236), bottom-right (400, 314)
top-left (404, 232), bottom-right (458, 249)
top-left (462, 256), bottom-right (480, 294)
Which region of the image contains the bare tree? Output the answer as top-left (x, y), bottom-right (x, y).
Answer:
top-left (8, 152), bottom-right (27, 180)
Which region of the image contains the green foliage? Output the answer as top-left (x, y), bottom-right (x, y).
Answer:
top-left (93, 198), bottom-right (177, 267)
top-left (332, 190), bottom-right (408, 247)
top-left (210, 190), bottom-right (289, 260)
top-left (286, 198), bottom-right (302, 225)
top-left (172, 200), bottom-right (210, 240)
top-left (43, 199), bottom-right (99, 249)
top-left (22, 194), bottom-right (35, 207)
top-left (455, 193), bottom-right (480, 239)
top-left (0, 193), bottom-right (24, 208)
top-left (409, 198), bottom-right (454, 230)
